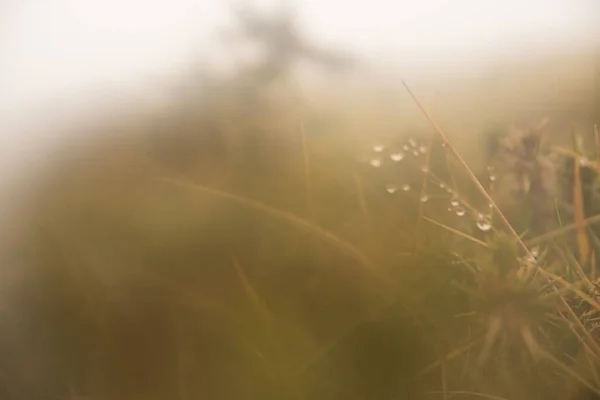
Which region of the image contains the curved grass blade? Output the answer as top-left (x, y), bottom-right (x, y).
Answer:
top-left (158, 177), bottom-right (392, 287)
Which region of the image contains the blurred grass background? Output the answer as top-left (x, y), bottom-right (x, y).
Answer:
top-left (0, 3), bottom-right (599, 400)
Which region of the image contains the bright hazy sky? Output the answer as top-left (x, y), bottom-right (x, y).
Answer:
top-left (1, 0), bottom-right (598, 114)
top-left (0, 0), bottom-right (597, 189)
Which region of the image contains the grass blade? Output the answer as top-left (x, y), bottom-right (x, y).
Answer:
top-left (158, 177), bottom-right (392, 286)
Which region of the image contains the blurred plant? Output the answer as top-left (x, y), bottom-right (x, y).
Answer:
top-left (3, 17), bottom-right (600, 399)
top-left (223, 1), bottom-right (359, 84)
top-left (362, 83), bottom-right (600, 399)
top-left (487, 120), bottom-right (560, 236)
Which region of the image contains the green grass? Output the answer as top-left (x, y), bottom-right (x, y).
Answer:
top-left (3, 62), bottom-right (600, 400)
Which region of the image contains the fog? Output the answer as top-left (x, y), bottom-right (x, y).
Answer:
top-left (0, 0), bottom-right (598, 201)
top-left (2, 0), bottom-right (597, 110)
top-left (2, 3), bottom-right (600, 398)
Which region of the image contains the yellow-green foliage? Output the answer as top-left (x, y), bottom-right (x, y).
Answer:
top-left (2, 50), bottom-right (600, 400)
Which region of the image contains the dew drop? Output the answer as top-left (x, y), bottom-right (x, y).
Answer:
top-left (419, 145), bottom-right (427, 154)
top-left (390, 152), bottom-right (404, 162)
top-left (450, 199), bottom-right (460, 207)
top-left (420, 195), bottom-right (429, 203)
top-left (475, 212), bottom-right (492, 231)
top-left (409, 138), bottom-right (417, 147)
top-left (489, 174), bottom-right (497, 182)
top-left (412, 150), bottom-right (420, 156)
top-left (476, 220), bottom-right (492, 231)
top-left (439, 183), bottom-right (446, 189)
top-left (488, 203), bottom-right (494, 209)
top-left (370, 159), bottom-right (382, 167)
top-left (402, 184), bottom-right (411, 191)
top-left (524, 254), bottom-right (537, 265)
top-left (455, 207), bottom-right (466, 216)
top-left (421, 166), bottom-right (429, 173)
top-left (531, 246), bottom-right (540, 258)
top-left (403, 145), bottom-right (410, 151)
top-left (373, 144), bottom-right (384, 152)
top-left (386, 184), bottom-right (398, 193)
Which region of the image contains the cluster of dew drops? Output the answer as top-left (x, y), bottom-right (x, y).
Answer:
top-left (367, 137), bottom-right (495, 232)
top-left (369, 138), bottom-right (426, 194)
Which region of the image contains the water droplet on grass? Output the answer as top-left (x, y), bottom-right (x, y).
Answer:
top-left (419, 145), bottom-right (427, 154)
top-left (455, 207), bottom-right (466, 216)
top-left (420, 195), bottom-right (429, 202)
top-left (370, 159), bottom-right (382, 167)
top-left (390, 152), bottom-right (404, 162)
top-left (373, 144), bottom-right (384, 152)
top-left (402, 184), bottom-right (411, 191)
top-left (476, 212), bottom-right (492, 231)
top-left (476, 220), bottom-right (492, 231)
top-left (524, 254), bottom-right (537, 265)
top-left (386, 184), bottom-right (398, 193)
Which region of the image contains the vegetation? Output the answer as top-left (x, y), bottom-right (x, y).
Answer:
top-left (2, 4), bottom-right (600, 400)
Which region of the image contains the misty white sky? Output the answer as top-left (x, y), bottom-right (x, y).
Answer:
top-left (1, 0), bottom-right (598, 115)
top-left (0, 0), bottom-right (598, 200)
